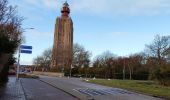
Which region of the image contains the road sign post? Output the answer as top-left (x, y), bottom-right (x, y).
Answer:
top-left (17, 45), bottom-right (32, 80)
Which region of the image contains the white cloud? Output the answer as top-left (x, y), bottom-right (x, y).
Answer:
top-left (25, 30), bottom-right (53, 39)
top-left (15, 0), bottom-right (170, 15)
top-left (23, 0), bottom-right (62, 9)
top-left (11, 0), bottom-right (170, 22)
top-left (24, 0), bottom-right (170, 16)
top-left (42, 0), bottom-right (61, 9)
top-left (70, 0), bottom-right (170, 16)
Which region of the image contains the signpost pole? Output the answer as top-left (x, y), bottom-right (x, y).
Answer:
top-left (16, 45), bottom-right (32, 80)
top-left (70, 65), bottom-right (72, 77)
top-left (17, 46), bottom-right (21, 80)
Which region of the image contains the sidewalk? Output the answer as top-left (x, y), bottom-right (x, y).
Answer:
top-left (0, 76), bottom-right (26, 100)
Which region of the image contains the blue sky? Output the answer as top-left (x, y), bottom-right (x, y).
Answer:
top-left (10, 0), bottom-right (170, 65)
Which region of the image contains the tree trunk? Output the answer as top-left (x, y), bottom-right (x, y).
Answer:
top-left (128, 63), bottom-right (132, 80)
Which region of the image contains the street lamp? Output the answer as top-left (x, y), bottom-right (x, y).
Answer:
top-left (24, 28), bottom-right (34, 30)
top-left (123, 58), bottom-right (126, 80)
top-left (70, 64), bottom-right (73, 77)
top-left (16, 27), bottom-right (34, 80)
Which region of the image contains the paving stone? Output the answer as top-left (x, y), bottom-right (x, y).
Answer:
top-left (0, 76), bottom-right (26, 100)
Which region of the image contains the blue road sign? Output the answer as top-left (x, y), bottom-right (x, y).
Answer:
top-left (20, 45), bottom-right (32, 49)
top-left (20, 45), bottom-right (32, 54)
top-left (20, 50), bottom-right (32, 54)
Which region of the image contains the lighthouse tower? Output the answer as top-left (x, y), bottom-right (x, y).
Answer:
top-left (51, 1), bottom-right (73, 71)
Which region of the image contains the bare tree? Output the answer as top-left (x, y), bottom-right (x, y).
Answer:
top-left (42, 48), bottom-right (52, 69)
top-left (73, 43), bottom-right (91, 68)
top-left (0, 0), bottom-right (23, 54)
top-left (33, 48), bottom-right (52, 71)
top-left (127, 54), bottom-right (145, 80)
top-left (93, 51), bottom-right (116, 67)
top-left (146, 35), bottom-right (170, 65)
top-left (33, 56), bottom-right (44, 70)
top-left (93, 51), bottom-right (116, 78)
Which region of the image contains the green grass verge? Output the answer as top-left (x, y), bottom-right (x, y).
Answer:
top-left (19, 74), bottom-right (39, 79)
top-left (89, 79), bottom-right (170, 100)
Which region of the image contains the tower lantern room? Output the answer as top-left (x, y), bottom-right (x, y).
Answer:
top-left (61, 1), bottom-right (70, 17)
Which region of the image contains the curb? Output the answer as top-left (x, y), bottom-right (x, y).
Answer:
top-left (19, 79), bottom-right (27, 100)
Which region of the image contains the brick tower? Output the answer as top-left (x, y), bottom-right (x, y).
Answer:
top-left (51, 1), bottom-right (73, 71)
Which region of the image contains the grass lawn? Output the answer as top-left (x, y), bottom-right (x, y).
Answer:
top-left (19, 74), bottom-right (39, 79)
top-left (89, 79), bottom-right (170, 100)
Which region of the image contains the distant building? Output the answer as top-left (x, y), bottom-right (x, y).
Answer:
top-left (51, 2), bottom-right (73, 71)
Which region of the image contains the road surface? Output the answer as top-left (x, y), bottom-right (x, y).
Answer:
top-left (39, 76), bottom-right (164, 100)
top-left (21, 78), bottom-right (78, 100)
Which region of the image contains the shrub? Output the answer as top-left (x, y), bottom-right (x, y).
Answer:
top-left (49, 67), bottom-right (61, 72)
top-left (150, 65), bottom-right (170, 86)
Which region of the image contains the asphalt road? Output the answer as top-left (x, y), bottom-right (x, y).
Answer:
top-left (20, 78), bottom-right (78, 100)
top-left (39, 76), bottom-right (164, 100)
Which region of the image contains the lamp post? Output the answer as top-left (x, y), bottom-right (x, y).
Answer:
top-left (16, 28), bottom-right (34, 80)
top-left (70, 64), bottom-right (73, 77)
top-left (123, 58), bottom-right (126, 80)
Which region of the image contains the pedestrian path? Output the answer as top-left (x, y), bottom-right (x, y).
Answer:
top-left (0, 76), bottom-right (26, 100)
top-left (73, 88), bottom-right (133, 96)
